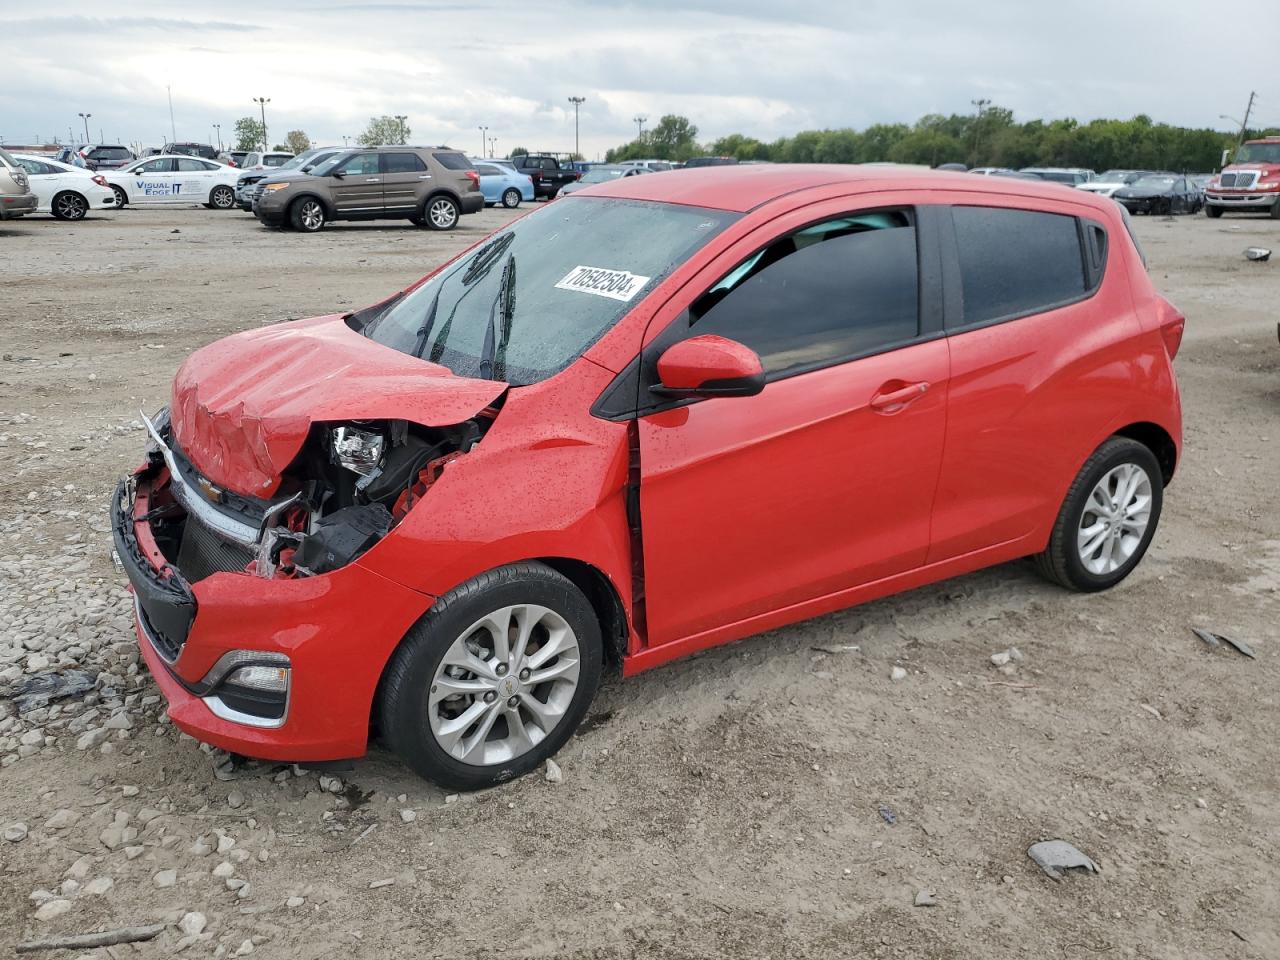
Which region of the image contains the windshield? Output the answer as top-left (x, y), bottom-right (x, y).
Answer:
top-left (264, 154), bottom-right (291, 167)
top-left (1097, 170), bottom-right (1142, 183)
top-left (1234, 142), bottom-right (1280, 164)
top-left (309, 151), bottom-right (355, 177)
top-left (1132, 176), bottom-right (1176, 190)
top-left (1036, 171), bottom-right (1084, 184)
top-left (353, 197), bottom-right (737, 385)
top-left (581, 167), bottom-right (628, 183)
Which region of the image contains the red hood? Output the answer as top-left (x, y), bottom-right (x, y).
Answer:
top-left (1222, 163), bottom-right (1279, 173)
top-left (170, 314), bottom-right (506, 498)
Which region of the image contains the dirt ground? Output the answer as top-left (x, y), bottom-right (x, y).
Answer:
top-left (0, 200), bottom-right (1277, 959)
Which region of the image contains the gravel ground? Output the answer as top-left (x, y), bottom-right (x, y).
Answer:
top-left (0, 202), bottom-right (1277, 959)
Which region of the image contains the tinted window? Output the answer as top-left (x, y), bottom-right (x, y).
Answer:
top-left (431, 152), bottom-right (471, 170)
top-left (177, 158), bottom-right (208, 172)
top-left (384, 152), bottom-right (427, 173)
top-left (335, 153), bottom-right (379, 175)
top-left (264, 154), bottom-right (291, 167)
top-left (477, 164), bottom-right (501, 176)
top-left (689, 211), bottom-right (919, 378)
top-left (952, 207), bottom-right (1085, 326)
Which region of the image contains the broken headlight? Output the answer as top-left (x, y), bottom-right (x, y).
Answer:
top-left (330, 425), bottom-right (385, 478)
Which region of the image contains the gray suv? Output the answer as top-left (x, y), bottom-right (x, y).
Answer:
top-left (253, 146), bottom-right (483, 232)
top-left (0, 147), bottom-right (37, 220)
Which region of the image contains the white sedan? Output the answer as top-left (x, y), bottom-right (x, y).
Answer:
top-left (101, 155), bottom-right (240, 209)
top-left (10, 154), bottom-right (117, 220)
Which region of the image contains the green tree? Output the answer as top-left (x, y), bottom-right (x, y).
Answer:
top-left (284, 130), bottom-right (311, 154)
top-left (358, 116), bottom-right (411, 146)
top-left (509, 145), bottom-right (529, 157)
top-left (233, 117), bottom-right (266, 152)
top-left (648, 115), bottom-right (700, 161)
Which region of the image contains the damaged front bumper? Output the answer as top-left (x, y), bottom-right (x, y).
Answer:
top-left (112, 462), bottom-right (434, 762)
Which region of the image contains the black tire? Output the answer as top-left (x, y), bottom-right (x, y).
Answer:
top-left (1270, 201), bottom-right (1280, 221)
top-left (289, 197), bottom-right (325, 232)
top-left (110, 186), bottom-right (128, 209)
top-left (1034, 437), bottom-right (1163, 593)
top-left (379, 562), bottom-right (603, 790)
top-left (421, 195), bottom-right (460, 231)
top-left (1205, 204), bottom-right (1223, 219)
top-left (501, 188), bottom-right (521, 209)
top-left (51, 191), bottom-right (88, 221)
top-left (209, 185), bottom-right (235, 210)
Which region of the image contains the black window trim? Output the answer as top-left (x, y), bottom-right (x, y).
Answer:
top-left (938, 204), bottom-right (1108, 335)
top-left (593, 203), bottom-right (944, 421)
top-left (381, 151), bottom-right (427, 174)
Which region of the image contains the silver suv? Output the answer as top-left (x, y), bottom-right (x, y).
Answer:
top-left (252, 146), bottom-right (483, 232)
top-left (0, 147), bottom-right (37, 220)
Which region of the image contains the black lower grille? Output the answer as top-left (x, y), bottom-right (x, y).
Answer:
top-left (177, 513), bottom-right (256, 582)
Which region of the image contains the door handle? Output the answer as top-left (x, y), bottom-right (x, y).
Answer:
top-left (418, 174), bottom-right (432, 179)
top-left (365, 178), bottom-right (382, 183)
top-left (869, 380), bottom-right (930, 413)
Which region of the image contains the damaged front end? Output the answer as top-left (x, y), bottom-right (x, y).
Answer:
top-left (112, 403), bottom-right (497, 737)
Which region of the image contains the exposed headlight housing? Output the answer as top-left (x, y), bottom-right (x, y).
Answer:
top-left (262, 182), bottom-right (291, 192)
top-left (330, 425), bottom-right (385, 477)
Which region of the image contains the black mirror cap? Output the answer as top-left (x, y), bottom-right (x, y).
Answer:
top-left (649, 371), bottom-right (765, 401)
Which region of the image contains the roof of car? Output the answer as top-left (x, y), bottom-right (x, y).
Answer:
top-left (575, 163), bottom-right (1116, 214)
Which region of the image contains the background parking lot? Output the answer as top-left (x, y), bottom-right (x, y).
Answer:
top-left (1, 207), bottom-right (1277, 958)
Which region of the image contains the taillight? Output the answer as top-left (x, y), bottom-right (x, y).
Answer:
top-left (465, 170), bottom-right (480, 190)
top-left (92, 175), bottom-right (108, 187)
top-left (1155, 296), bottom-right (1185, 360)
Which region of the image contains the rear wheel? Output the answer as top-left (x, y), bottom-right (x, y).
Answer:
top-left (290, 197), bottom-right (325, 232)
top-left (423, 195), bottom-right (460, 230)
top-left (1034, 437), bottom-right (1163, 593)
top-left (1204, 204), bottom-right (1223, 219)
top-left (52, 191), bottom-right (88, 221)
top-left (110, 186), bottom-right (128, 208)
top-left (501, 188), bottom-right (521, 209)
top-left (1270, 200), bottom-right (1280, 220)
top-left (209, 185), bottom-right (235, 210)
top-left (379, 562), bottom-right (602, 790)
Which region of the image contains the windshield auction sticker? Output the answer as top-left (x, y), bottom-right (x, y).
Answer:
top-left (555, 266), bottom-right (652, 303)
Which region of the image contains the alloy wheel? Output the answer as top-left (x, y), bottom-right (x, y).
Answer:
top-left (212, 186), bottom-right (235, 209)
top-left (502, 188), bottom-right (520, 209)
top-left (1077, 463), bottom-right (1152, 575)
top-left (299, 200), bottom-right (323, 231)
top-left (111, 186), bottom-right (127, 208)
top-left (428, 198), bottom-right (458, 229)
top-left (55, 193), bottom-right (87, 220)
top-left (428, 604), bottom-right (581, 766)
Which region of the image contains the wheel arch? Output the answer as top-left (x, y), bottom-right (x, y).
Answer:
top-left (289, 191), bottom-right (334, 219)
top-left (422, 188), bottom-right (463, 211)
top-left (1112, 421), bottom-right (1177, 485)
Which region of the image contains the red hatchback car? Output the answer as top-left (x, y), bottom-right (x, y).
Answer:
top-left (113, 166), bottom-right (1183, 789)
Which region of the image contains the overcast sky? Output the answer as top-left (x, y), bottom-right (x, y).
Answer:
top-left (2, 2), bottom-right (1271, 158)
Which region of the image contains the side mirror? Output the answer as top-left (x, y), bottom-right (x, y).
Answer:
top-left (651, 334), bottom-right (765, 400)
top-left (331, 169), bottom-right (346, 179)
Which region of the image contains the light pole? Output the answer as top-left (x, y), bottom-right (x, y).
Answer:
top-left (970, 98), bottom-right (990, 158)
top-left (394, 115), bottom-right (408, 145)
top-left (488, 136), bottom-right (497, 159)
top-left (568, 96), bottom-right (585, 159)
top-left (213, 123), bottom-right (222, 152)
top-left (167, 86), bottom-right (176, 143)
top-left (633, 114), bottom-right (647, 139)
top-left (479, 125), bottom-right (488, 157)
top-left (78, 112), bottom-right (92, 144)
top-left (342, 135), bottom-right (350, 147)
top-left (252, 97), bottom-right (270, 150)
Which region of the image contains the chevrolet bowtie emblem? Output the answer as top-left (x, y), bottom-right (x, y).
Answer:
top-left (197, 477), bottom-right (225, 504)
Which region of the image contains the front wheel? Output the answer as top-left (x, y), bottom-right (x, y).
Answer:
top-left (110, 186), bottom-right (128, 208)
top-left (1034, 437), bottom-right (1163, 592)
top-left (1204, 204), bottom-right (1223, 219)
top-left (379, 562), bottom-right (603, 790)
top-left (209, 185), bottom-right (235, 210)
top-left (290, 197), bottom-right (325, 232)
top-left (423, 195), bottom-right (460, 230)
top-left (1270, 200), bottom-right (1280, 220)
top-left (501, 188), bottom-right (521, 209)
top-left (52, 191), bottom-right (88, 221)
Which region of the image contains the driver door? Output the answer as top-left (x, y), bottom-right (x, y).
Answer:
top-left (129, 158), bottom-right (178, 203)
top-left (636, 201), bottom-right (949, 647)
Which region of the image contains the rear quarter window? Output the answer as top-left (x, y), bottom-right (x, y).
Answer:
top-left (951, 206), bottom-right (1087, 327)
top-left (431, 152), bottom-right (472, 171)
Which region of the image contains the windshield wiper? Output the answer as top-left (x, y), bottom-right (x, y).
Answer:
top-left (478, 252), bottom-right (516, 381)
top-left (409, 285), bottom-right (443, 359)
top-left (461, 232), bottom-right (514, 286)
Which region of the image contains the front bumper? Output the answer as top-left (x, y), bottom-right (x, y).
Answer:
top-left (1205, 191), bottom-right (1278, 208)
top-left (113, 471), bottom-right (432, 761)
top-left (0, 193), bottom-right (37, 219)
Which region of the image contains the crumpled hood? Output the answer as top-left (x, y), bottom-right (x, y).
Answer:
top-left (170, 314), bottom-right (506, 498)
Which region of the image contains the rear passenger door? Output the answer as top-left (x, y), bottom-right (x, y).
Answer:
top-left (176, 158), bottom-right (214, 200)
top-left (928, 202), bottom-right (1129, 564)
top-left (329, 152), bottom-right (383, 214)
top-left (381, 152), bottom-right (429, 214)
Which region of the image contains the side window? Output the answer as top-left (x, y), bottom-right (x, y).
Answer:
top-left (336, 153), bottom-right (379, 175)
top-left (477, 164), bottom-right (500, 176)
top-left (951, 207), bottom-right (1086, 327)
top-left (383, 153), bottom-right (427, 173)
top-left (541, 159), bottom-right (558, 171)
top-left (430, 152), bottom-right (470, 171)
top-left (688, 211), bottom-right (920, 379)
top-left (137, 159), bottom-right (174, 174)
top-left (177, 158), bottom-right (207, 172)
top-left (15, 159), bottom-right (43, 175)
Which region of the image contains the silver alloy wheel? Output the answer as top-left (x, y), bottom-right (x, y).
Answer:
top-left (1077, 462), bottom-right (1152, 575)
top-left (428, 197), bottom-right (458, 229)
top-left (211, 186), bottom-right (234, 209)
top-left (428, 604), bottom-right (581, 766)
top-left (111, 186), bottom-right (127, 208)
top-left (55, 193), bottom-right (87, 220)
top-left (502, 188), bottom-right (520, 208)
top-left (299, 200), bottom-right (323, 231)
